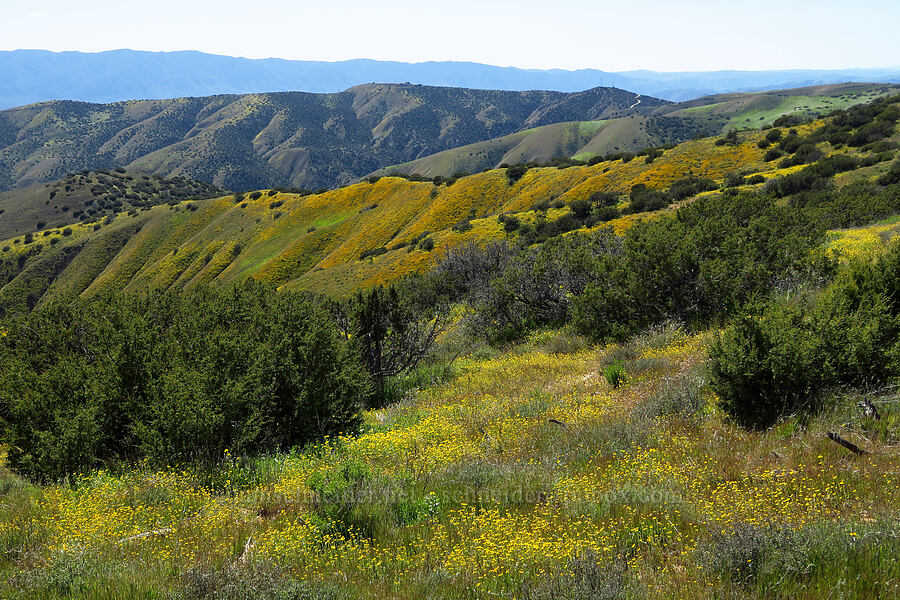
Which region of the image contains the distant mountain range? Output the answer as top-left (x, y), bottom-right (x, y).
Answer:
top-left (2, 49), bottom-right (899, 109)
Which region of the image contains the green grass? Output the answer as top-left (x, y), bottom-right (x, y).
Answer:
top-left (2, 324), bottom-right (899, 599)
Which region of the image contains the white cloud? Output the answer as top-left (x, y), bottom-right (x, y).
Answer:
top-left (26, 11), bottom-right (49, 18)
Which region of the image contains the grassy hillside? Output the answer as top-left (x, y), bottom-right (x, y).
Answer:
top-left (372, 83), bottom-right (900, 178)
top-left (2, 286), bottom-right (899, 597)
top-left (1, 95), bottom-right (899, 600)
top-left (0, 85), bottom-right (665, 192)
top-left (0, 169), bottom-right (224, 240)
top-left (1, 94), bottom-right (898, 314)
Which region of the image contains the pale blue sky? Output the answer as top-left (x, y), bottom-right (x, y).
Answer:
top-left (3, 0), bottom-right (898, 71)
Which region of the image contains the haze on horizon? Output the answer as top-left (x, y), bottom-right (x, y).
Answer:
top-left (3, 0), bottom-right (899, 73)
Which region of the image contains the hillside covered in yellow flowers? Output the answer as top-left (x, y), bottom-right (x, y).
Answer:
top-left (1, 269), bottom-right (899, 598)
top-left (2, 102), bottom-right (897, 313)
top-left (0, 91), bottom-right (899, 600)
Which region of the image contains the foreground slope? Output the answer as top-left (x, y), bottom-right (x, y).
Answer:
top-left (2, 314), bottom-right (899, 598)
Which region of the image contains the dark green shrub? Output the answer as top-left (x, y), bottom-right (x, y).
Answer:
top-left (764, 147), bottom-right (786, 162)
top-left (342, 282), bottom-right (452, 406)
top-left (0, 283), bottom-right (369, 480)
top-left (626, 184), bottom-right (667, 213)
top-left (878, 159), bottom-right (900, 186)
top-left (506, 164), bottom-right (530, 184)
top-left (359, 247), bottom-right (388, 260)
top-left (667, 176), bottom-right (717, 201)
top-left (778, 143), bottom-right (824, 168)
top-left (710, 245), bottom-right (900, 429)
top-left (589, 190), bottom-right (620, 207)
top-left (569, 199), bottom-right (592, 219)
top-left (594, 206), bottom-right (619, 222)
top-left (765, 128), bottom-right (784, 144)
top-left (723, 172), bottom-right (745, 188)
top-left (715, 130), bottom-right (740, 146)
top-left (773, 114), bottom-right (804, 128)
top-left (746, 174), bottom-right (766, 185)
top-left (848, 119), bottom-right (894, 147)
top-left (708, 304), bottom-right (827, 429)
top-left (573, 192), bottom-right (829, 342)
top-left (778, 133), bottom-right (803, 153)
top-left (499, 214), bottom-right (521, 233)
top-left (452, 219), bottom-right (473, 233)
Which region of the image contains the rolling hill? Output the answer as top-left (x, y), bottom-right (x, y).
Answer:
top-left (371, 84), bottom-right (900, 178)
top-left (2, 94), bottom-right (897, 314)
top-left (4, 83), bottom-right (896, 196)
top-left (0, 85), bottom-right (666, 192)
top-left (2, 49), bottom-right (899, 108)
top-left (0, 169), bottom-right (225, 240)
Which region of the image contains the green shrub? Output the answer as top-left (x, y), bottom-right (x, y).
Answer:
top-left (0, 283), bottom-right (369, 480)
top-left (506, 163), bottom-right (530, 183)
top-left (604, 360), bottom-right (627, 389)
top-left (765, 128), bottom-right (784, 143)
top-left (569, 199), bottom-right (592, 219)
top-left (573, 192), bottom-right (829, 342)
top-left (878, 159), bottom-right (900, 186)
top-left (626, 183), bottom-right (667, 213)
top-left (499, 214), bottom-right (521, 233)
top-left (764, 147), bottom-right (786, 162)
top-left (667, 175), bottom-right (717, 201)
top-left (710, 245), bottom-right (900, 429)
top-left (723, 172), bottom-right (745, 188)
top-left (708, 305), bottom-right (826, 429)
top-left (359, 247), bottom-right (388, 260)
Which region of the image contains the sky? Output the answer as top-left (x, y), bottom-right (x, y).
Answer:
top-left (2, 0), bottom-right (899, 72)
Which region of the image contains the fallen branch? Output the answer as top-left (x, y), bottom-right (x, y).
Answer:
top-left (548, 419), bottom-right (567, 427)
top-left (827, 432), bottom-right (868, 455)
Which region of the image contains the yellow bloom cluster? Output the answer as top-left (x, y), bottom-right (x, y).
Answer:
top-left (3, 326), bottom-right (897, 595)
top-left (828, 219), bottom-right (900, 260)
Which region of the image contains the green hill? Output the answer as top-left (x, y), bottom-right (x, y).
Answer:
top-left (1, 91), bottom-right (897, 314)
top-left (371, 83), bottom-right (900, 178)
top-left (0, 85), bottom-right (667, 193)
top-left (0, 169), bottom-right (224, 240)
top-left (1, 92), bottom-right (900, 600)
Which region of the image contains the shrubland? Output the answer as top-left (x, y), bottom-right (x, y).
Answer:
top-left (0, 283), bottom-right (368, 481)
top-left (0, 94), bottom-right (898, 598)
